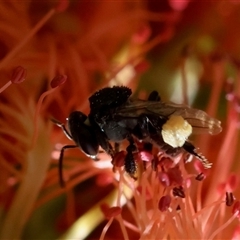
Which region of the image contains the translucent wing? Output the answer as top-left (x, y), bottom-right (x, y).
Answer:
top-left (115, 100), bottom-right (222, 135)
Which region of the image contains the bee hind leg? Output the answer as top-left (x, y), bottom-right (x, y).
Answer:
top-left (182, 141), bottom-right (212, 169)
top-left (124, 90), bottom-right (163, 176)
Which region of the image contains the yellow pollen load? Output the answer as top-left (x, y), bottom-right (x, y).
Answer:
top-left (161, 115), bottom-right (192, 148)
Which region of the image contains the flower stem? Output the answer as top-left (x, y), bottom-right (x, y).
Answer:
top-left (0, 119), bottom-right (52, 239)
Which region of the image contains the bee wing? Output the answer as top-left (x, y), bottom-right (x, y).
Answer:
top-left (161, 102), bottom-right (222, 135)
top-left (116, 100), bottom-right (222, 135)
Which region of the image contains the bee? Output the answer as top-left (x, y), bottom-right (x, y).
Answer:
top-left (53, 86), bottom-right (222, 187)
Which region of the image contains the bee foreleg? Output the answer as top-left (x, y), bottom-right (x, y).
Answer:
top-left (59, 144), bottom-right (78, 187)
top-left (51, 118), bottom-right (73, 140)
top-left (94, 128), bottom-right (115, 157)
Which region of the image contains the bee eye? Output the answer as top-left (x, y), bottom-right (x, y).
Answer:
top-left (161, 115), bottom-right (192, 148)
top-left (68, 111), bottom-right (99, 157)
top-left (68, 111), bottom-right (87, 122)
top-left (79, 136), bottom-right (99, 157)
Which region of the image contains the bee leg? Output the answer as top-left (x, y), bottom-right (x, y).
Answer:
top-left (114, 142), bottom-right (120, 153)
top-left (137, 90), bottom-right (164, 136)
top-left (99, 139), bottom-right (114, 157)
top-left (51, 118), bottom-right (73, 140)
top-left (143, 142), bottom-right (153, 152)
top-left (125, 137), bottom-right (137, 179)
top-left (137, 113), bottom-right (167, 137)
top-left (52, 119), bottom-right (76, 187)
top-left (148, 90), bottom-right (161, 101)
top-left (182, 141), bottom-right (202, 159)
top-left (183, 141), bottom-right (212, 168)
top-left (132, 91), bottom-right (161, 139)
top-left (150, 133), bottom-right (181, 156)
top-left (132, 118), bottom-right (146, 140)
top-left (94, 128), bottom-right (115, 157)
top-left (59, 144), bottom-right (78, 187)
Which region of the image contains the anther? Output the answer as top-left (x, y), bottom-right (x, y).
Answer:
top-left (50, 74), bottom-right (67, 88)
top-left (158, 172), bottom-right (170, 187)
top-left (139, 150), bottom-right (153, 162)
top-left (158, 195), bottom-right (171, 212)
top-left (172, 186), bottom-right (185, 198)
top-left (195, 172), bottom-right (206, 181)
top-left (11, 66), bottom-right (27, 83)
top-left (0, 66), bottom-right (27, 93)
top-left (100, 204), bottom-right (122, 220)
top-left (226, 192), bottom-right (235, 207)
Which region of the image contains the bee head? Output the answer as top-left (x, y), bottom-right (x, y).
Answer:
top-left (67, 111), bottom-right (99, 157)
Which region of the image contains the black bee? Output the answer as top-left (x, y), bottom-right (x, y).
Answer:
top-left (53, 86), bottom-right (222, 187)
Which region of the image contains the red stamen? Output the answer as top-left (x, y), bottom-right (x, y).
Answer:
top-left (158, 195), bottom-right (171, 212)
top-left (167, 167), bottom-right (183, 186)
top-left (134, 60), bottom-right (150, 74)
top-left (11, 66), bottom-right (27, 84)
top-left (112, 151), bottom-right (126, 168)
top-left (139, 150), bottom-right (153, 162)
top-left (136, 186), bottom-right (152, 200)
top-left (169, 0), bottom-right (189, 11)
top-left (96, 173), bottom-right (113, 187)
top-left (31, 75), bottom-right (67, 147)
top-left (158, 172), bottom-right (170, 187)
top-left (131, 23), bottom-right (151, 44)
top-left (0, 81), bottom-right (11, 93)
top-left (184, 178), bottom-right (191, 188)
top-left (232, 201), bottom-right (240, 217)
top-left (0, 66), bottom-right (27, 93)
top-left (100, 204), bottom-right (122, 220)
top-left (50, 74), bottom-right (67, 88)
top-left (194, 160), bottom-right (209, 176)
top-left (232, 225), bottom-right (240, 240)
top-left (226, 173), bottom-right (239, 192)
top-left (217, 182), bottom-right (226, 195)
top-left (217, 174), bottom-right (238, 195)
top-left (226, 192), bottom-right (235, 207)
